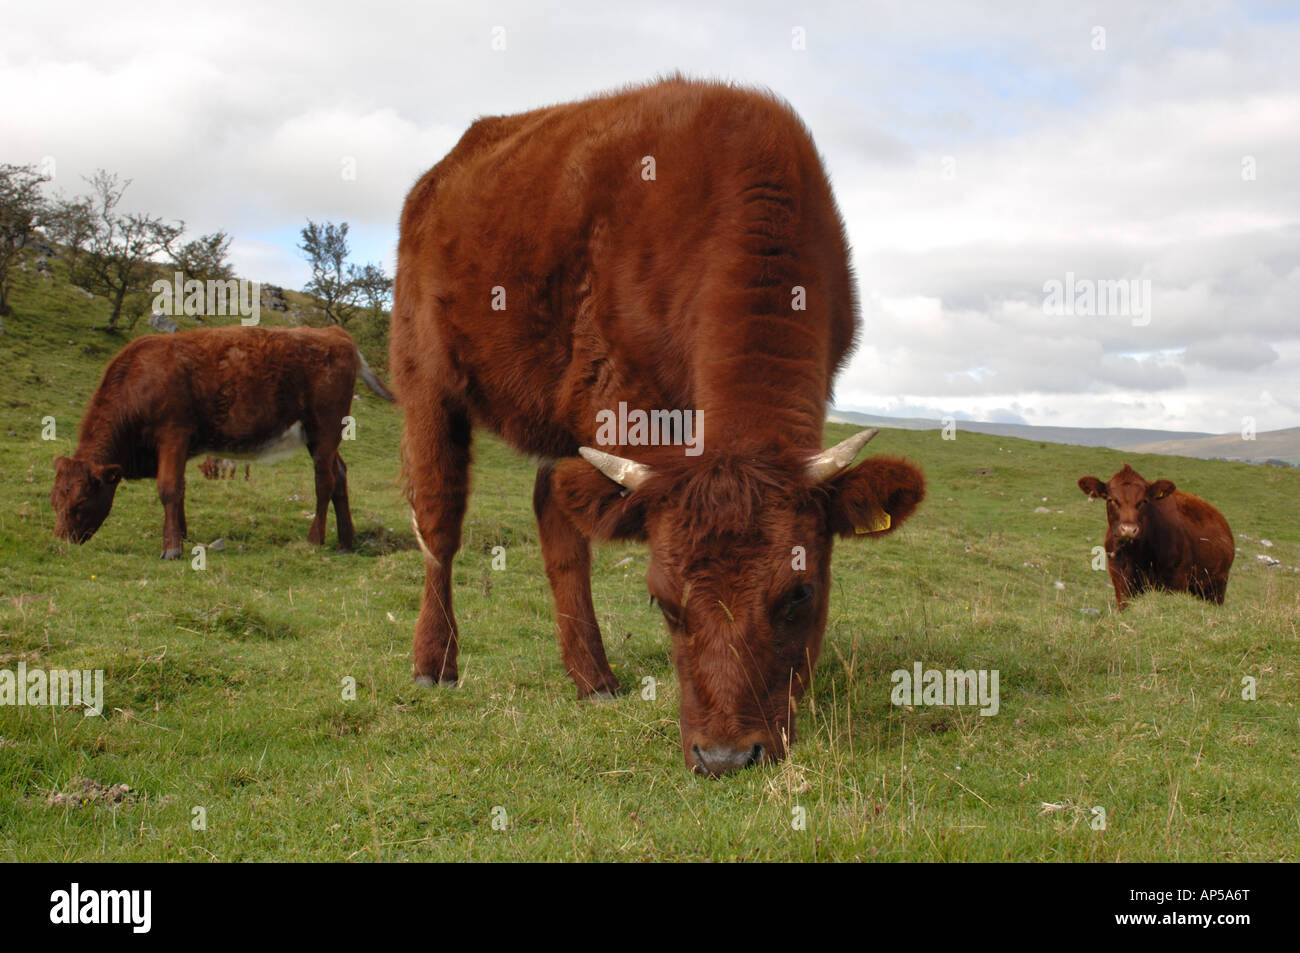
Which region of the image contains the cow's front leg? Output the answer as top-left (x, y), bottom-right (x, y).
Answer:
top-left (534, 463), bottom-right (619, 699)
top-left (1109, 563), bottom-right (1140, 610)
top-left (156, 438), bottom-right (188, 559)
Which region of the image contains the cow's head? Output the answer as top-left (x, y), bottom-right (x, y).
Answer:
top-left (552, 429), bottom-right (924, 776)
top-left (51, 456), bottom-right (123, 544)
top-left (1078, 464), bottom-right (1174, 548)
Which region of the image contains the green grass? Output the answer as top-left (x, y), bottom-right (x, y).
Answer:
top-left (1, 254), bottom-right (1297, 861)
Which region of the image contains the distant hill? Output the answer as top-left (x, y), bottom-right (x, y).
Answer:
top-left (828, 409), bottom-right (1298, 466)
top-left (1124, 426), bottom-right (1300, 467)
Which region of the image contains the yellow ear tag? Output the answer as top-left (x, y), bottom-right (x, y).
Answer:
top-left (855, 511), bottom-right (892, 534)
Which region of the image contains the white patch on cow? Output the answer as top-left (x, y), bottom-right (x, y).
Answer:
top-left (201, 422), bottom-right (307, 463)
top-left (411, 510), bottom-right (439, 566)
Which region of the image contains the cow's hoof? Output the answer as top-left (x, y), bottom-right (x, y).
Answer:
top-left (583, 689), bottom-right (618, 703)
top-left (160, 548), bottom-right (181, 560)
top-left (414, 675), bottom-right (458, 688)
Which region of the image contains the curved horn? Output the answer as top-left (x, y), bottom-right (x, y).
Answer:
top-left (805, 428), bottom-right (879, 483)
top-left (579, 447), bottom-right (652, 491)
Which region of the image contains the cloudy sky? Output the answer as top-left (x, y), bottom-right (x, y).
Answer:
top-left (4, 1), bottom-right (1297, 433)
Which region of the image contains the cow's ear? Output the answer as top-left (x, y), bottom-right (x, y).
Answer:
top-left (547, 458), bottom-right (649, 542)
top-left (1078, 476), bottom-right (1107, 499)
top-left (53, 456), bottom-right (72, 473)
top-left (825, 456), bottom-right (925, 539)
top-left (1147, 479), bottom-right (1175, 500)
top-left (93, 463), bottom-right (123, 486)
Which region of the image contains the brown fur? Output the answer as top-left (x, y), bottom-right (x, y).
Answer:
top-left (392, 78), bottom-right (926, 775)
top-left (51, 325), bottom-right (392, 558)
top-left (1078, 464), bottom-right (1234, 609)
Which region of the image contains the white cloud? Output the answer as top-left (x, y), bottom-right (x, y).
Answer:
top-left (3, 0), bottom-right (1297, 433)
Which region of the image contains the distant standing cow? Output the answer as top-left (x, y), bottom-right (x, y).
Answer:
top-left (52, 325), bottom-right (393, 557)
top-left (199, 456), bottom-right (249, 480)
top-left (1077, 464), bottom-right (1234, 609)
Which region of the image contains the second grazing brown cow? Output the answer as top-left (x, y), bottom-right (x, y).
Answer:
top-left (52, 325), bottom-right (393, 557)
top-left (391, 78), bottom-right (926, 776)
top-left (1077, 464), bottom-right (1234, 609)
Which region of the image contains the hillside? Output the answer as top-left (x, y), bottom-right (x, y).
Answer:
top-left (1, 251), bottom-right (1298, 862)
top-left (829, 408), bottom-right (1299, 465)
top-left (1, 236), bottom-right (391, 371)
top-left (1125, 427), bottom-right (1300, 467)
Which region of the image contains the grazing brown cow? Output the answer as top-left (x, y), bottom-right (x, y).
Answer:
top-left (52, 325), bottom-right (393, 558)
top-left (1077, 464), bottom-right (1234, 609)
top-left (392, 78), bottom-right (926, 776)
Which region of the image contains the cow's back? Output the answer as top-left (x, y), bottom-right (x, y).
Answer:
top-left (183, 326), bottom-right (357, 449)
top-left (95, 327), bottom-right (356, 457)
top-left (392, 78), bottom-right (857, 459)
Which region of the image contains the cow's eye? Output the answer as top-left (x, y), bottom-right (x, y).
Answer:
top-left (780, 583), bottom-right (815, 621)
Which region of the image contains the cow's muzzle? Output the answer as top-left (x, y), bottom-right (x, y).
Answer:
top-left (1116, 522), bottom-right (1140, 540)
top-left (54, 525), bottom-right (91, 544)
top-left (690, 742), bottom-right (766, 777)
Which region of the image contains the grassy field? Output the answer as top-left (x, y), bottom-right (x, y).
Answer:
top-left (1, 260), bottom-right (1297, 861)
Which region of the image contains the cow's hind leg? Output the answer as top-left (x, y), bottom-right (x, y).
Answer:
top-left (534, 463), bottom-right (619, 699)
top-left (1213, 574), bottom-right (1228, 604)
top-left (1195, 569), bottom-right (1228, 605)
top-left (304, 387), bottom-right (354, 548)
top-left (407, 395), bottom-right (472, 687)
top-left (306, 445), bottom-right (337, 546)
top-left (331, 455), bottom-right (354, 551)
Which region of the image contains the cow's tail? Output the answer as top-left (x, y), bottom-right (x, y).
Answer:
top-left (355, 348), bottom-right (396, 402)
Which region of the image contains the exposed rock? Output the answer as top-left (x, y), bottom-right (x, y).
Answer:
top-left (261, 284), bottom-right (289, 311)
top-left (147, 311), bottom-right (178, 333)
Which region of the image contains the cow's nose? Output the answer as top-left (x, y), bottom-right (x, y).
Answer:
top-left (691, 742), bottom-right (765, 777)
top-left (1118, 523), bottom-right (1139, 538)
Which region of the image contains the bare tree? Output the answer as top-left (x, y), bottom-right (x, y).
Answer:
top-left (0, 163), bottom-right (51, 320)
top-left (51, 170), bottom-right (183, 330)
top-left (42, 193), bottom-right (94, 269)
top-left (298, 219), bottom-right (360, 326)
